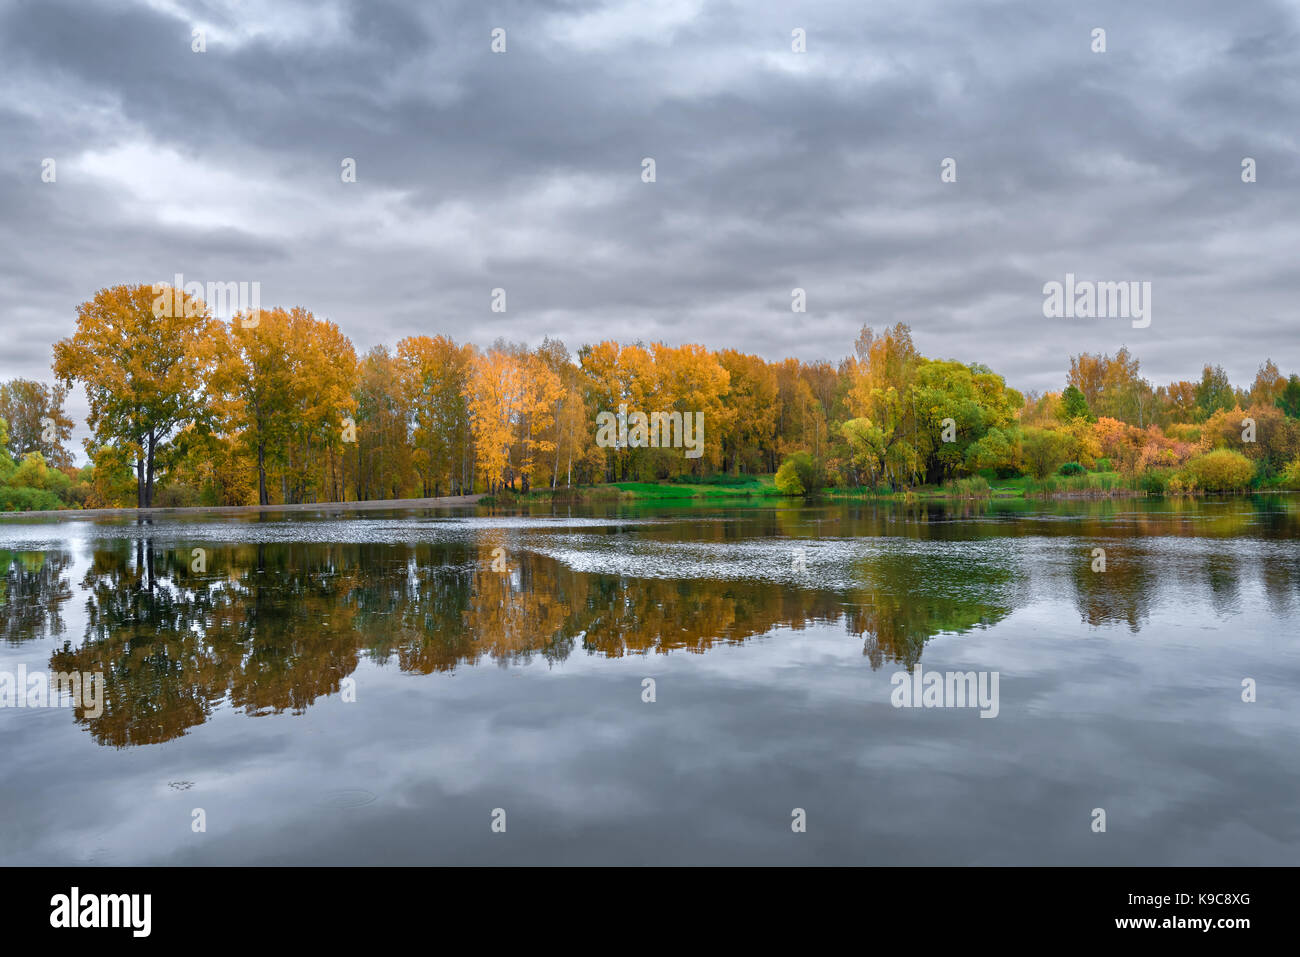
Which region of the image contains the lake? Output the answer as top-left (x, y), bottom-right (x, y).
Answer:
top-left (1, 497), bottom-right (1297, 865)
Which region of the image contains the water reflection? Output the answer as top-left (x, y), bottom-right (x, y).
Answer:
top-left (0, 549), bottom-right (72, 644)
top-left (0, 496), bottom-right (1296, 747)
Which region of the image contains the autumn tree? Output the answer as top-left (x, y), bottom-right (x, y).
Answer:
top-left (774, 359), bottom-right (829, 473)
top-left (533, 338), bottom-right (590, 489)
top-left (53, 283), bottom-right (224, 507)
top-left (353, 346), bottom-right (413, 500)
top-left (1067, 348), bottom-right (1150, 425)
top-left (219, 306), bottom-right (357, 505)
top-left (465, 343), bottom-right (523, 493)
top-left (284, 313), bottom-right (357, 503)
top-left (1020, 427), bottom-right (1074, 478)
top-left (651, 342), bottom-right (731, 475)
top-left (38, 282), bottom-right (1296, 512)
top-left (516, 346), bottom-right (563, 492)
top-left (1249, 360), bottom-right (1286, 408)
top-left (718, 351), bottom-right (777, 474)
top-left (847, 324), bottom-right (923, 486)
top-left (578, 340), bottom-right (660, 481)
top-left (0, 379), bottom-right (74, 466)
top-left (397, 335), bottom-right (473, 496)
top-left (1201, 404), bottom-right (1299, 477)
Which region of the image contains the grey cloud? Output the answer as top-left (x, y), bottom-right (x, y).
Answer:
top-left (1, 0), bottom-right (1298, 454)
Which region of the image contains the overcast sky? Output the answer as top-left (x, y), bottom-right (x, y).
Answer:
top-left (2, 0), bottom-right (1297, 454)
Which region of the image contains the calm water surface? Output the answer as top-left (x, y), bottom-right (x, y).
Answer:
top-left (1, 498), bottom-right (1297, 864)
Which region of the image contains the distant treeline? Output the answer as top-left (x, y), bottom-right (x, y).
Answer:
top-left (1, 282), bottom-right (1299, 510)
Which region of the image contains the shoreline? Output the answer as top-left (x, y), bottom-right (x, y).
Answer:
top-left (2, 484), bottom-right (1289, 519)
top-left (0, 493), bottom-right (484, 521)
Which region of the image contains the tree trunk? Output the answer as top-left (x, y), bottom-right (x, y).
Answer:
top-left (144, 431), bottom-right (156, 508)
top-left (257, 442), bottom-right (269, 506)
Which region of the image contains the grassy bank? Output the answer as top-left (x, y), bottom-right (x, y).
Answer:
top-left (484, 472), bottom-right (1142, 504)
top-left (483, 475), bottom-right (784, 505)
top-left (816, 472), bottom-right (1143, 501)
top-left (473, 465), bottom-right (1299, 508)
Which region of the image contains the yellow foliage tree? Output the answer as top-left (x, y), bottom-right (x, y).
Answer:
top-left (53, 283), bottom-right (224, 507)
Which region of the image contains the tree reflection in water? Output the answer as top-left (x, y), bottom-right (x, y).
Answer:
top-left (0, 496), bottom-right (1292, 747)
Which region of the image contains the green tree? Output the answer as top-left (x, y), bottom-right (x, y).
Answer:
top-left (1275, 374), bottom-right (1300, 420)
top-left (1058, 385), bottom-right (1094, 423)
top-left (964, 426), bottom-right (1019, 474)
top-left (1021, 427), bottom-right (1074, 479)
top-left (1194, 365), bottom-right (1234, 422)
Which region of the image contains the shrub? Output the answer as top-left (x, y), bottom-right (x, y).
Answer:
top-left (1093, 417), bottom-right (1144, 472)
top-left (1200, 404), bottom-right (1300, 475)
top-left (0, 485), bottom-right (63, 512)
top-left (1281, 457), bottom-right (1300, 490)
top-left (942, 476), bottom-right (990, 498)
top-left (1138, 468), bottom-right (1172, 495)
top-left (774, 460), bottom-right (804, 495)
top-left (1058, 462), bottom-right (1085, 476)
top-left (774, 452), bottom-right (822, 496)
top-left (1021, 428), bottom-right (1074, 479)
top-left (10, 452), bottom-right (56, 490)
top-left (1181, 449), bottom-right (1255, 493)
top-left (1093, 457), bottom-right (1112, 473)
top-left (153, 483), bottom-right (202, 508)
top-left (1166, 423), bottom-right (1201, 444)
top-left (63, 471), bottom-right (92, 507)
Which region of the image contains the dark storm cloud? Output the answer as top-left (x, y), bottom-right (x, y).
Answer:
top-left (1, 0), bottom-right (1297, 450)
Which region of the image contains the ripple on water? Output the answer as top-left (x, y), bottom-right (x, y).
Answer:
top-left (0, 514), bottom-right (671, 549)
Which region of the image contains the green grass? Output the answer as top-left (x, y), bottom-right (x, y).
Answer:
top-left (491, 468), bottom-right (1156, 505)
top-left (611, 477), bottom-right (782, 499)
top-left (820, 469), bottom-right (1144, 501)
top-left (1021, 470), bottom-right (1143, 497)
top-left (987, 475), bottom-right (1032, 498)
top-left (510, 474), bottom-right (783, 503)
